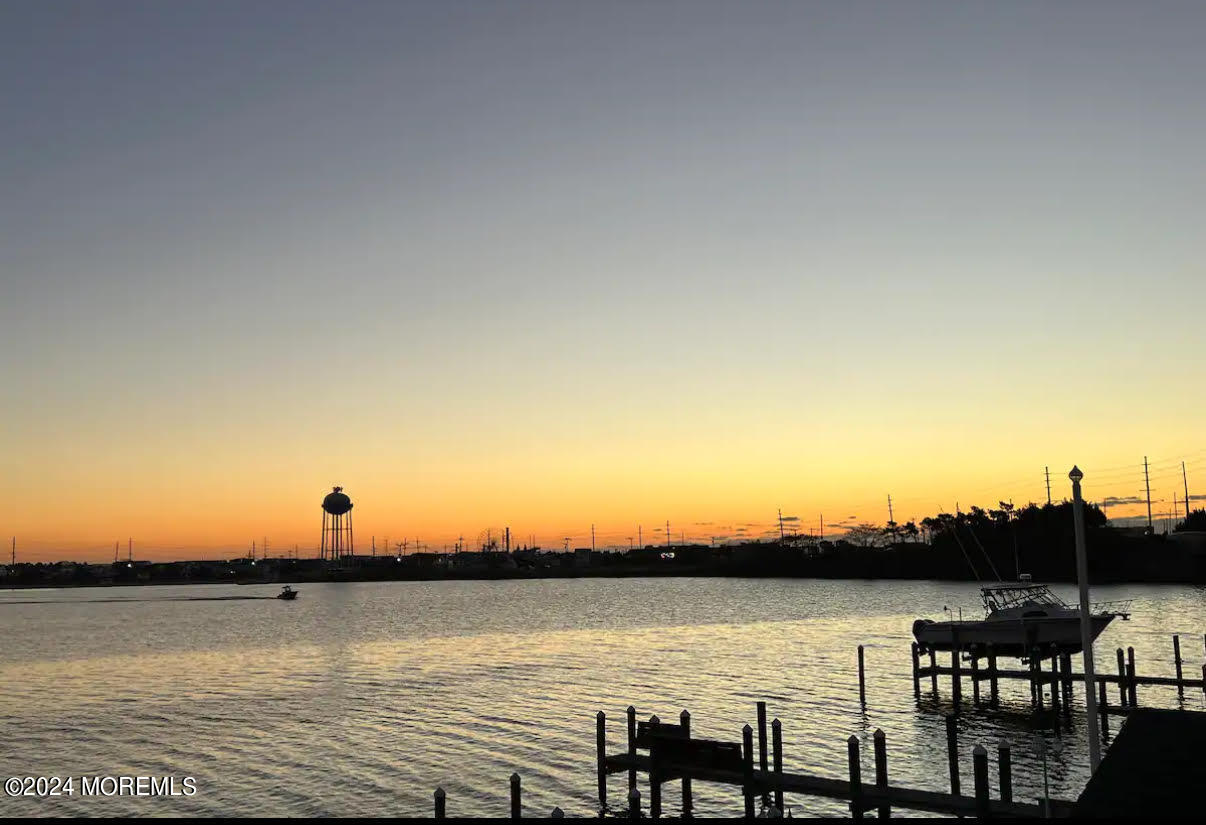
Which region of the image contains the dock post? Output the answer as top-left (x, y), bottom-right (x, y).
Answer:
top-left (1098, 680), bottom-right (1110, 740)
top-left (911, 642), bottom-right (921, 697)
top-left (648, 715), bottom-right (661, 820)
top-left (847, 735), bottom-right (863, 820)
top-left (434, 787), bottom-right (446, 820)
top-left (858, 645), bottom-right (867, 705)
top-left (987, 644), bottom-right (999, 707)
top-left (742, 724), bottom-right (756, 820)
top-left (997, 741), bottom-right (1012, 804)
top-left (945, 714), bottom-right (960, 796)
top-left (951, 631), bottom-right (962, 711)
top-left (551, 807), bottom-right (564, 818)
top-left (680, 709), bottom-right (693, 817)
top-left (873, 728), bottom-right (889, 820)
top-left (596, 711), bottom-right (608, 811)
top-left (626, 706), bottom-right (637, 792)
top-left (1032, 649), bottom-right (1044, 711)
top-left (510, 773), bottom-right (521, 820)
top-left (972, 745), bottom-right (990, 820)
top-left (628, 788), bottom-right (641, 820)
top-left (772, 718), bottom-right (784, 813)
top-left (1060, 653), bottom-right (1073, 711)
top-left (1174, 635), bottom-right (1184, 695)
top-left (1202, 663), bottom-right (1206, 698)
top-left (929, 648), bottom-right (939, 693)
top-left (1127, 647), bottom-right (1138, 707)
top-left (1116, 649), bottom-right (1128, 707)
top-left (970, 646), bottom-right (981, 706)
top-left (1049, 646), bottom-right (1061, 717)
top-left (650, 747), bottom-right (661, 821)
top-left (757, 700), bottom-right (769, 808)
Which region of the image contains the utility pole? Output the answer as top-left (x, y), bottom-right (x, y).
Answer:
top-left (263, 537), bottom-right (268, 559)
top-left (638, 525), bottom-right (642, 549)
top-left (114, 541), bottom-right (118, 563)
top-left (1069, 466), bottom-right (1102, 772)
top-left (1045, 466), bottom-right (1052, 505)
top-left (1185, 461), bottom-right (1192, 521)
top-left (820, 514), bottom-right (824, 541)
top-left (666, 520), bottom-right (670, 548)
top-left (590, 524), bottom-right (595, 552)
top-left (1144, 456), bottom-right (1153, 532)
top-left (10, 537), bottom-right (14, 566)
top-left (628, 537), bottom-right (633, 551)
top-left (128, 538), bottom-right (132, 563)
top-left (778, 509), bottom-right (785, 542)
top-left (887, 495), bottom-right (895, 525)
top-left (506, 527), bottom-right (511, 553)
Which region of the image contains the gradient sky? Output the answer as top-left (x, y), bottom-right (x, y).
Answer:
top-left (2, 1), bottom-right (1204, 560)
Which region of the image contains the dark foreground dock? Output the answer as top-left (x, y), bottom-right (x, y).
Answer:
top-left (1074, 708), bottom-right (1206, 818)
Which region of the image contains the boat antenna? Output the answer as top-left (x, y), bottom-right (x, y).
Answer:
top-left (964, 523), bottom-right (1002, 581)
top-left (950, 527), bottom-right (983, 582)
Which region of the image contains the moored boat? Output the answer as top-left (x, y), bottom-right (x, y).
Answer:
top-left (913, 578), bottom-right (1130, 658)
top-left (277, 585), bottom-right (298, 600)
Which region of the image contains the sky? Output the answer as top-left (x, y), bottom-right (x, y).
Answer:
top-left (2, 1), bottom-right (1204, 560)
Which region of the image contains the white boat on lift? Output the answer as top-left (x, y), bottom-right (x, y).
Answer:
top-left (912, 575), bottom-right (1131, 658)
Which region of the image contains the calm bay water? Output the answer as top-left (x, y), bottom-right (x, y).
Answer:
top-left (2, 577), bottom-right (1204, 817)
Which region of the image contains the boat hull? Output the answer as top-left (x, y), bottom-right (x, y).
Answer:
top-left (913, 614), bottom-right (1114, 657)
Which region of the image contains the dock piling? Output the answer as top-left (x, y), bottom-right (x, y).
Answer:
top-left (970, 647), bottom-right (981, 706)
top-left (847, 735), bottom-right (863, 820)
top-left (873, 728), bottom-right (889, 820)
top-left (1126, 647), bottom-right (1138, 706)
top-left (551, 807), bottom-right (564, 818)
top-left (951, 633), bottom-right (962, 710)
top-left (911, 642), bottom-right (921, 697)
top-left (627, 706), bottom-right (637, 792)
top-left (434, 787), bottom-right (446, 820)
top-left (929, 648), bottom-right (939, 693)
top-left (1116, 649), bottom-right (1128, 707)
top-left (972, 745), bottom-right (990, 819)
top-left (987, 644), bottom-right (999, 706)
top-left (509, 773), bottom-right (521, 820)
top-left (858, 645), bottom-right (867, 705)
top-left (1048, 647), bottom-right (1061, 718)
top-left (596, 711), bottom-right (607, 810)
top-left (772, 718), bottom-right (784, 812)
top-left (681, 709), bottom-right (693, 817)
top-left (648, 716), bottom-right (661, 819)
top-left (1174, 635), bottom-right (1184, 695)
top-left (628, 788), bottom-right (641, 820)
top-left (742, 724), bottom-right (756, 820)
top-left (945, 714), bottom-right (960, 796)
top-left (1061, 653), bottom-right (1073, 711)
top-left (757, 700), bottom-right (769, 807)
top-left (997, 742), bottom-right (1012, 804)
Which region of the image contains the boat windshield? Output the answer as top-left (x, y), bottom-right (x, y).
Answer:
top-left (980, 584), bottom-right (1069, 613)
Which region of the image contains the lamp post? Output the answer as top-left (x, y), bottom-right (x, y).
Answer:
top-left (1070, 465), bottom-right (1102, 772)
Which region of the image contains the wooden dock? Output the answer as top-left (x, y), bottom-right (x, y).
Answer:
top-left (899, 633), bottom-right (1206, 717)
top-left (594, 703), bottom-right (1075, 819)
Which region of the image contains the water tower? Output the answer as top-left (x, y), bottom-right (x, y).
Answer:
top-left (320, 486), bottom-right (354, 561)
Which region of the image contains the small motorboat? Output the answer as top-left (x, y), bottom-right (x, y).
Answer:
top-left (277, 586), bottom-right (298, 600)
top-left (913, 577), bottom-right (1130, 658)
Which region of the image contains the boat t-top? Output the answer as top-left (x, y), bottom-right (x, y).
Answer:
top-left (913, 575), bottom-right (1131, 658)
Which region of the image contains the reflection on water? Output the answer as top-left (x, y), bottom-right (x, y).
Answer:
top-left (1, 578), bottom-right (1204, 816)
